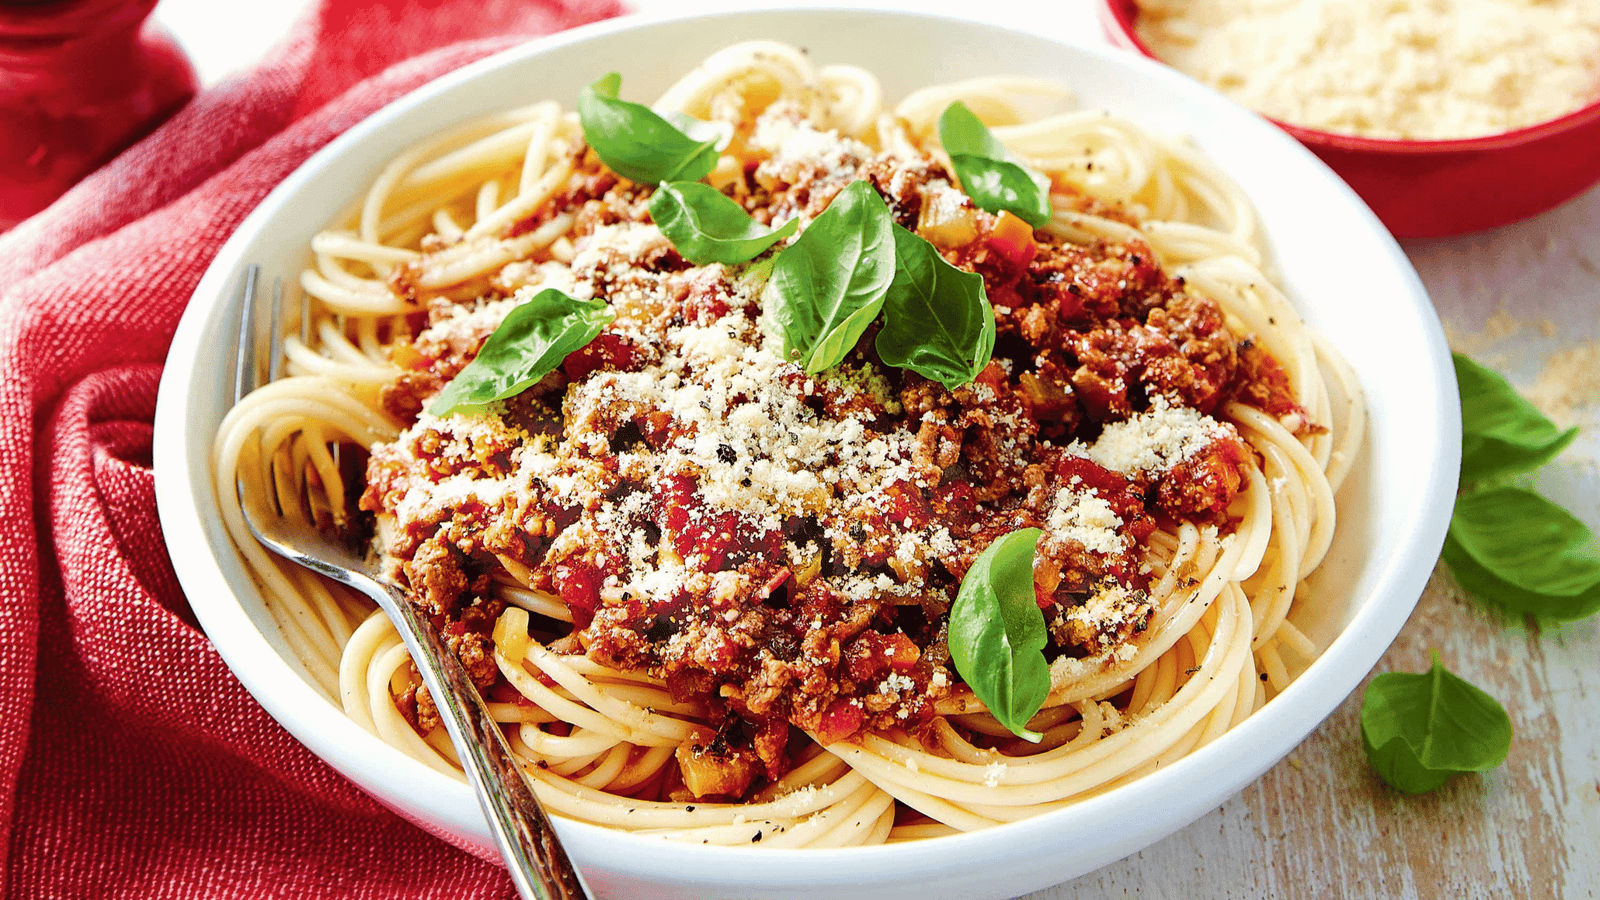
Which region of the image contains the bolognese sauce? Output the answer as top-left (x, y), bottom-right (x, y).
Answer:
top-left (357, 105), bottom-right (1312, 803)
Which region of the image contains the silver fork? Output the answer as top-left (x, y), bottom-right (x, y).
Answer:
top-left (231, 265), bottom-right (591, 900)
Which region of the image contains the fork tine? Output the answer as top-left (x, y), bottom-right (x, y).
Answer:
top-left (269, 276), bottom-right (286, 383)
top-left (233, 265), bottom-right (262, 404)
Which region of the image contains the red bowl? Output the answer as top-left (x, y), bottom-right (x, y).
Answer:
top-left (1097, 0), bottom-right (1600, 239)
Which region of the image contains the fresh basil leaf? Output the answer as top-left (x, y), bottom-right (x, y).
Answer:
top-left (427, 289), bottom-right (613, 417)
top-left (1441, 485), bottom-right (1600, 620)
top-left (1360, 650), bottom-right (1512, 794)
top-left (876, 224), bottom-right (995, 389)
top-left (649, 182), bottom-right (798, 266)
top-left (765, 180), bottom-right (895, 374)
top-left (1455, 353), bottom-right (1577, 484)
top-left (948, 527), bottom-right (1050, 742)
top-left (938, 102), bottom-right (1052, 229)
top-left (578, 73), bottom-right (719, 185)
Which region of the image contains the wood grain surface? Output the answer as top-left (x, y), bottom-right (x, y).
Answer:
top-left (1035, 181), bottom-right (1600, 900)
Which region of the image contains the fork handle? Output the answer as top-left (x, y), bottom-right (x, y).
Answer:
top-left (381, 583), bottom-right (592, 900)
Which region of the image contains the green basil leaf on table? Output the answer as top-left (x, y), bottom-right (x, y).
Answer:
top-left (428, 288), bottom-right (613, 417)
top-left (1455, 352), bottom-right (1577, 484)
top-left (876, 224), bottom-right (996, 390)
top-left (577, 73), bottom-right (719, 185)
top-left (948, 527), bottom-right (1050, 743)
top-left (1360, 650), bottom-right (1513, 794)
top-left (765, 180), bottom-right (896, 375)
top-left (1441, 485), bottom-right (1600, 620)
top-left (649, 181), bottom-right (798, 266)
top-left (938, 101), bottom-right (1052, 229)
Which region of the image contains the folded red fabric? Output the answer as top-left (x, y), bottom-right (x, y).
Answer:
top-left (0, 1), bottom-right (624, 896)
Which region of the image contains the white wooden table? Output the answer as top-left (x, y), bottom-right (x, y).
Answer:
top-left (154, 0), bottom-right (1600, 895)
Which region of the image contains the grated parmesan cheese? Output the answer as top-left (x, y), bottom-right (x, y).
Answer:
top-left (1066, 583), bottom-right (1145, 632)
top-left (983, 761), bottom-right (1007, 788)
top-left (1136, 0), bottom-right (1600, 139)
top-left (1073, 396), bottom-right (1236, 480)
top-left (1045, 486), bottom-right (1127, 556)
top-left (749, 107), bottom-right (870, 181)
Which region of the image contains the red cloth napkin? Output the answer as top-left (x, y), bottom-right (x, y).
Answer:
top-left (0, 1), bottom-right (625, 896)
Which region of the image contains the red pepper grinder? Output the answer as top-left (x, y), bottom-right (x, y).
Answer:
top-left (0, 0), bottom-right (197, 229)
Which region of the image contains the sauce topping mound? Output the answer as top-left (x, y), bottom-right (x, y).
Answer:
top-left (359, 109), bottom-right (1300, 800)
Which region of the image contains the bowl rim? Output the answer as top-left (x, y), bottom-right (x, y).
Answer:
top-left (1095, 0), bottom-right (1600, 153)
top-left (153, 5), bottom-right (1459, 894)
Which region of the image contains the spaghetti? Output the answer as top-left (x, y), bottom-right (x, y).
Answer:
top-left (213, 41), bottom-right (1363, 847)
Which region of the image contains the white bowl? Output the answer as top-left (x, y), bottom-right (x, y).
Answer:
top-left (153, 8), bottom-right (1458, 899)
